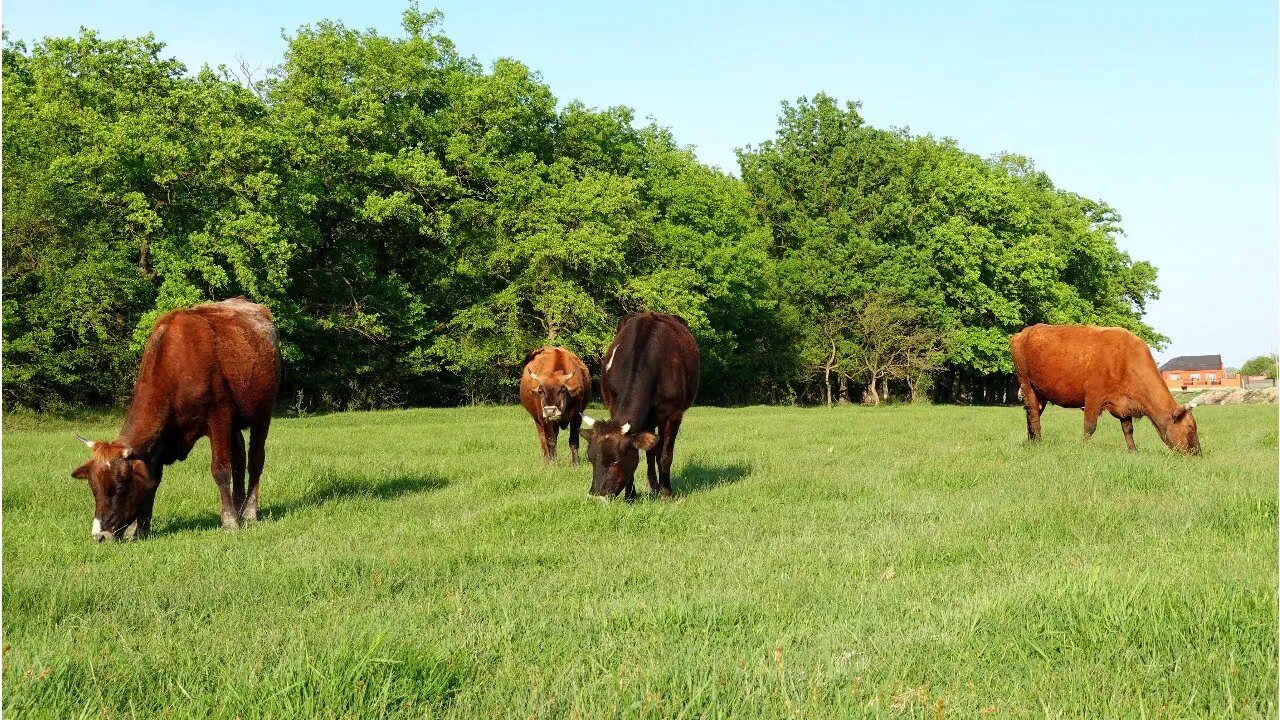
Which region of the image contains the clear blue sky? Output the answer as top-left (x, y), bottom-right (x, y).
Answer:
top-left (6, 0), bottom-right (1276, 367)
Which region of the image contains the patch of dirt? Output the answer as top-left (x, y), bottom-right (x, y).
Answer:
top-left (1191, 387), bottom-right (1278, 405)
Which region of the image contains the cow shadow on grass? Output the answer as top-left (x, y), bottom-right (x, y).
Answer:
top-left (674, 462), bottom-right (752, 495)
top-left (157, 474), bottom-right (448, 536)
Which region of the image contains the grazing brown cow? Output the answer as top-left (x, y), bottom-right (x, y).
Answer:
top-left (520, 347), bottom-right (590, 465)
top-left (582, 312), bottom-right (700, 499)
top-left (1010, 324), bottom-right (1200, 453)
top-left (71, 298), bottom-right (282, 541)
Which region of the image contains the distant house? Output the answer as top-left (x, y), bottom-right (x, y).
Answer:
top-left (1159, 354), bottom-right (1239, 390)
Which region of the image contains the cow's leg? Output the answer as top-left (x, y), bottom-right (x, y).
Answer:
top-left (568, 416), bottom-right (582, 467)
top-left (230, 429), bottom-right (247, 514)
top-left (543, 420), bottom-right (559, 463)
top-left (243, 420), bottom-right (269, 522)
top-left (534, 421), bottom-right (550, 463)
top-left (1120, 417), bottom-right (1137, 452)
top-left (134, 464), bottom-right (162, 540)
top-left (646, 447), bottom-right (659, 495)
top-left (1082, 399), bottom-right (1103, 440)
top-left (208, 418), bottom-right (240, 531)
top-left (1019, 381), bottom-right (1043, 441)
top-left (656, 415), bottom-right (683, 499)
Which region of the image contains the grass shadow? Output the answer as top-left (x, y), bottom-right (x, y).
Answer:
top-left (157, 474), bottom-right (448, 535)
top-left (675, 462), bottom-right (752, 495)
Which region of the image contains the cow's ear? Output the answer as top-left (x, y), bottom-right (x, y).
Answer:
top-left (128, 459), bottom-right (157, 489)
top-left (72, 462), bottom-right (92, 481)
top-left (1171, 406), bottom-right (1188, 421)
top-left (630, 432), bottom-right (659, 452)
top-left (523, 348), bottom-right (544, 365)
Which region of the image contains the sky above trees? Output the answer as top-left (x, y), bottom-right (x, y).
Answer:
top-left (5, 0), bottom-right (1276, 365)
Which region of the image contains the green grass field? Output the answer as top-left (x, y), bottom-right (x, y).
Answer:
top-left (3, 403), bottom-right (1276, 718)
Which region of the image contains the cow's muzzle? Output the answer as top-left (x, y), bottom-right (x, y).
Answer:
top-left (542, 406), bottom-right (562, 421)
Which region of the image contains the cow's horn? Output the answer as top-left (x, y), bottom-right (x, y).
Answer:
top-left (621, 423), bottom-right (631, 434)
top-left (528, 370), bottom-right (540, 382)
top-left (74, 433), bottom-right (96, 450)
top-left (562, 371), bottom-right (574, 381)
top-left (121, 447), bottom-right (133, 459)
top-left (581, 415), bottom-right (596, 428)
top-left (1186, 399), bottom-right (1199, 410)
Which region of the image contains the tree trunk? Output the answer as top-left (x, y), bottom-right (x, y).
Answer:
top-left (864, 376), bottom-right (879, 405)
top-left (823, 365), bottom-right (833, 408)
top-left (880, 375), bottom-right (889, 404)
top-left (138, 237), bottom-right (150, 276)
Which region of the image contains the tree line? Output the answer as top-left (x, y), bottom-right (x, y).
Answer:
top-left (1, 8), bottom-right (1164, 412)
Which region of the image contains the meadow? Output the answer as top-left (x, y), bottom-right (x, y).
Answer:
top-left (3, 403), bottom-right (1276, 718)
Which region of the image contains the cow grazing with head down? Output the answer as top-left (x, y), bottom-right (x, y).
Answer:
top-left (581, 312), bottom-right (699, 499)
top-left (71, 298), bottom-right (282, 541)
top-left (520, 347), bottom-right (591, 465)
top-left (1010, 323), bottom-right (1200, 454)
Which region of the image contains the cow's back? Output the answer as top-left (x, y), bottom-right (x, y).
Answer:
top-left (147, 299), bottom-right (280, 423)
top-left (602, 313), bottom-right (699, 424)
top-left (1011, 324), bottom-right (1157, 408)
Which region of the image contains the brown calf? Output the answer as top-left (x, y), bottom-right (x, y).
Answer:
top-left (520, 347), bottom-right (590, 465)
top-left (1010, 323), bottom-right (1200, 453)
top-left (72, 298), bottom-right (282, 540)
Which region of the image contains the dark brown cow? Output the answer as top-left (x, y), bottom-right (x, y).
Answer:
top-left (71, 298), bottom-right (282, 541)
top-left (519, 347), bottom-right (590, 465)
top-left (1010, 323), bottom-right (1200, 453)
top-left (582, 312), bottom-right (699, 499)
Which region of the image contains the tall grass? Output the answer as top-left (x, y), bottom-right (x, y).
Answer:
top-left (4, 403), bottom-right (1276, 717)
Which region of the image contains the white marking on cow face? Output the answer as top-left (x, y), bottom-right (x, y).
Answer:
top-left (542, 405), bottom-right (561, 420)
top-left (91, 517), bottom-right (101, 536)
top-left (605, 347), bottom-right (618, 371)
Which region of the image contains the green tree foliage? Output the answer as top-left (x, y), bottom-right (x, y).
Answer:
top-left (3, 30), bottom-right (278, 409)
top-left (2, 18), bottom-right (1163, 411)
top-left (739, 95), bottom-right (1162, 401)
top-left (1239, 354), bottom-right (1278, 379)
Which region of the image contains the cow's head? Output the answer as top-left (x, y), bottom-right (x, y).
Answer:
top-left (580, 416), bottom-right (658, 498)
top-left (528, 369), bottom-right (576, 423)
top-left (1165, 401), bottom-right (1201, 455)
top-left (71, 435), bottom-right (157, 541)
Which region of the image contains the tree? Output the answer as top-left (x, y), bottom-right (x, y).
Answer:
top-left (1240, 354), bottom-right (1278, 379)
top-left (739, 94), bottom-right (1163, 403)
top-left (844, 292), bottom-right (949, 405)
top-left (2, 23), bottom-right (1167, 412)
top-left (2, 30), bottom-right (280, 410)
